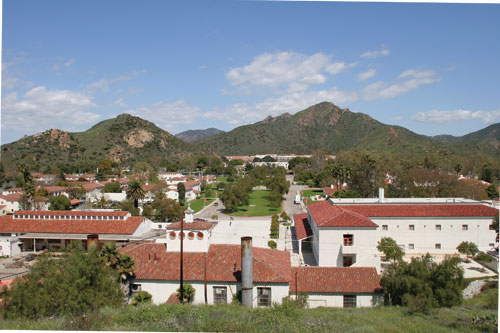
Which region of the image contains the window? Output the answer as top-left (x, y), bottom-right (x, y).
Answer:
top-left (257, 287), bottom-right (271, 307)
top-left (435, 224), bottom-right (441, 230)
top-left (343, 256), bottom-right (354, 267)
top-left (213, 287), bottom-right (227, 304)
top-left (158, 224), bottom-right (162, 229)
top-left (435, 243), bottom-right (441, 249)
top-left (490, 224), bottom-right (495, 230)
top-left (409, 225), bottom-right (415, 231)
top-left (462, 224), bottom-right (468, 231)
top-left (382, 225), bottom-right (388, 231)
top-left (489, 243), bottom-right (495, 248)
top-left (343, 234), bottom-right (353, 246)
top-left (343, 295), bottom-right (357, 308)
top-left (408, 244), bottom-right (414, 250)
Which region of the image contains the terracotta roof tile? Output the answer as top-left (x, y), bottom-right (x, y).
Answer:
top-left (120, 243), bottom-right (291, 283)
top-left (290, 267), bottom-right (382, 293)
top-left (293, 213), bottom-right (312, 240)
top-left (0, 213), bottom-right (141, 234)
top-left (167, 221), bottom-right (214, 230)
top-left (337, 204), bottom-right (499, 217)
top-left (308, 201), bottom-right (378, 228)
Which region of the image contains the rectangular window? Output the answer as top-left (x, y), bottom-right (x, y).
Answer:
top-left (490, 224), bottom-right (495, 230)
top-left (435, 224), bottom-right (441, 230)
top-left (408, 244), bottom-right (414, 250)
top-left (409, 225), bottom-right (415, 231)
top-left (343, 234), bottom-right (353, 246)
top-left (213, 287), bottom-right (227, 304)
top-left (257, 287), bottom-right (271, 307)
top-left (435, 243), bottom-right (441, 249)
top-left (343, 256), bottom-right (354, 267)
top-left (343, 295), bottom-right (357, 308)
top-left (489, 243), bottom-right (495, 248)
top-left (382, 225), bottom-right (388, 231)
top-left (462, 224), bottom-right (468, 231)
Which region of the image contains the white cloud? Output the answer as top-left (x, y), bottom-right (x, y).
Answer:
top-left (124, 99), bottom-right (201, 130)
top-left (51, 58), bottom-right (76, 71)
top-left (225, 51), bottom-right (356, 93)
top-left (88, 70), bottom-right (146, 91)
top-left (412, 109), bottom-right (500, 124)
top-left (357, 69), bottom-right (376, 81)
top-left (109, 98), bottom-right (127, 108)
top-left (1, 86), bottom-right (100, 135)
top-left (1, 61), bottom-right (34, 90)
top-left (360, 46), bottom-right (390, 59)
top-left (363, 69), bottom-right (440, 100)
top-left (203, 87), bottom-right (358, 126)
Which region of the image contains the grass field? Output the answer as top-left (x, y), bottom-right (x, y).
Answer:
top-left (300, 189), bottom-right (325, 206)
top-left (2, 285), bottom-right (497, 332)
top-left (188, 198), bottom-right (215, 213)
top-left (230, 190), bottom-right (281, 216)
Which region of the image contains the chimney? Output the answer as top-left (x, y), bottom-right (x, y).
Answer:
top-left (241, 237), bottom-right (253, 308)
top-left (378, 187), bottom-right (384, 202)
top-left (185, 204), bottom-right (194, 223)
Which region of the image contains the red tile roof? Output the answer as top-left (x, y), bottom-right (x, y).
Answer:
top-left (167, 221), bottom-right (214, 230)
top-left (0, 214), bottom-right (142, 234)
top-left (120, 243), bottom-right (291, 283)
top-left (289, 267), bottom-right (382, 294)
top-left (336, 204), bottom-right (499, 217)
top-left (15, 210), bottom-right (129, 217)
top-left (308, 201), bottom-right (378, 228)
top-left (293, 214), bottom-right (312, 240)
top-left (44, 186), bottom-right (69, 193)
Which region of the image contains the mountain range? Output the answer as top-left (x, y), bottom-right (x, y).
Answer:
top-left (175, 128), bottom-right (225, 142)
top-left (1, 102), bottom-right (498, 173)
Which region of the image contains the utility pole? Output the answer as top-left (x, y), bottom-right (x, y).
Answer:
top-left (180, 212), bottom-right (184, 303)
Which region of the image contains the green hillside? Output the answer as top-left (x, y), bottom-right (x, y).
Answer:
top-left (197, 102), bottom-right (466, 156)
top-left (0, 114), bottom-right (203, 173)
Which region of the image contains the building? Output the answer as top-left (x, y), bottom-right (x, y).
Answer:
top-left (294, 192), bottom-right (499, 272)
top-left (0, 210), bottom-right (154, 254)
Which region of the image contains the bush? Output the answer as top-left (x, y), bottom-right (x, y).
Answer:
top-left (176, 284), bottom-right (195, 303)
top-left (268, 240), bottom-right (277, 249)
top-left (270, 214), bottom-right (279, 239)
top-left (132, 291), bottom-right (152, 306)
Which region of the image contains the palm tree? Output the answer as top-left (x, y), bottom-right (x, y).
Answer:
top-left (126, 180), bottom-right (145, 208)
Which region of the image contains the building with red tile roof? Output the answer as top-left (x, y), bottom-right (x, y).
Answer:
top-left (0, 210), bottom-right (154, 254)
top-left (289, 267), bottom-right (382, 308)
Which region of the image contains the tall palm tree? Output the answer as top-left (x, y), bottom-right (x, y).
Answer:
top-left (126, 180), bottom-right (145, 208)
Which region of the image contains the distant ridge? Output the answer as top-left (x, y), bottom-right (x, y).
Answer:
top-left (175, 128), bottom-right (225, 142)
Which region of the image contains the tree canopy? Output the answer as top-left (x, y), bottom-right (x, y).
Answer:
top-left (377, 237), bottom-right (404, 262)
top-left (49, 194), bottom-right (71, 210)
top-left (1, 242), bottom-right (123, 319)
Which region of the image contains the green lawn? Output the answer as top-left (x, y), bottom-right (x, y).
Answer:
top-left (300, 189), bottom-right (325, 206)
top-left (230, 190), bottom-right (281, 217)
top-left (188, 198), bottom-right (215, 213)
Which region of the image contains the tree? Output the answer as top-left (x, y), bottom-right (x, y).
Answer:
top-left (18, 163), bottom-right (35, 210)
top-left (456, 241), bottom-right (479, 262)
top-left (492, 214), bottom-right (499, 245)
top-left (126, 181), bottom-right (145, 209)
top-left (0, 163), bottom-right (5, 187)
top-left (474, 252), bottom-right (494, 272)
top-left (104, 182), bottom-right (122, 193)
top-left (268, 240), bottom-right (277, 249)
top-left (1, 242), bottom-right (123, 319)
top-left (485, 184), bottom-right (499, 199)
top-left (454, 163), bottom-right (462, 176)
top-left (98, 158), bottom-right (113, 175)
top-left (177, 182), bottom-right (186, 206)
top-left (270, 214), bottom-right (279, 239)
top-left (120, 200), bottom-right (139, 216)
top-left (380, 254), bottom-right (463, 313)
top-left (176, 283), bottom-right (195, 303)
top-left (68, 184), bottom-right (85, 199)
top-left (132, 291), bottom-right (152, 306)
top-left (152, 198), bottom-right (184, 222)
top-left (49, 195), bottom-right (71, 210)
top-left (377, 237), bottom-right (404, 262)
top-left (99, 243), bottom-right (135, 283)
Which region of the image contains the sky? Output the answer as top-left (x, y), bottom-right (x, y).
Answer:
top-left (2, 0), bottom-right (500, 144)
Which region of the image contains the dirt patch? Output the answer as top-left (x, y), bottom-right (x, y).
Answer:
top-left (123, 129), bottom-right (154, 148)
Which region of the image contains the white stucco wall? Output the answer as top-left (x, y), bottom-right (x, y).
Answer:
top-left (103, 192), bottom-right (127, 202)
top-left (373, 216), bottom-right (497, 254)
top-left (165, 229), bottom-right (211, 252)
top-left (300, 293), bottom-right (382, 308)
top-left (0, 236), bottom-right (22, 257)
top-left (132, 279), bottom-right (289, 306)
top-left (132, 217), bottom-right (154, 237)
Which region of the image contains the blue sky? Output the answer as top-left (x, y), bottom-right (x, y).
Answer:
top-left (2, 0), bottom-right (500, 144)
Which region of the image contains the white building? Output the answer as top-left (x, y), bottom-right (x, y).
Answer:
top-left (295, 195), bottom-right (498, 271)
top-left (158, 172), bottom-right (184, 182)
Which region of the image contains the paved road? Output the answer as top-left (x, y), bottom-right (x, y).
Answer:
top-left (195, 198), bottom-right (230, 220)
top-left (283, 175), bottom-right (307, 217)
